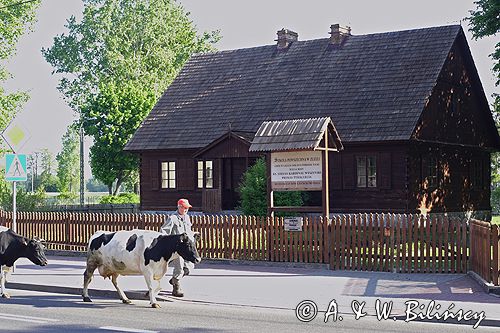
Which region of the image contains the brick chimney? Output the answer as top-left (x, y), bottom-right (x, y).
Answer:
top-left (276, 28), bottom-right (298, 50)
top-left (329, 24), bottom-right (351, 46)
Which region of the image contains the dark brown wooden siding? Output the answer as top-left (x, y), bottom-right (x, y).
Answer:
top-left (413, 42), bottom-right (498, 148)
top-left (140, 149), bottom-right (203, 211)
top-left (329, 144), bottom-right (409, 213)
top-left (407, 143), bottom-right (491, 213)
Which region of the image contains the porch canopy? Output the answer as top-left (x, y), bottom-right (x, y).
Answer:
top-left (249, 117), bottom-right (343, 152)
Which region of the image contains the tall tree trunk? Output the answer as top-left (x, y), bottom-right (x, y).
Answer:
top-left (113, 175), bottom-right (123, 196)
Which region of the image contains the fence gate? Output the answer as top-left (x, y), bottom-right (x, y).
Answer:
top-left (470, 219), bottom-right (500, 286)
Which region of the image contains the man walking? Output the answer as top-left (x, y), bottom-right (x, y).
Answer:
top-left (160, 198), bottom-right (194, 297)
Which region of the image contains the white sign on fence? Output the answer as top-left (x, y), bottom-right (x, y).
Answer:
top-left (284, 217), bottom-right (303, 231)
top-left (271, 151), bottom-right (322, 191)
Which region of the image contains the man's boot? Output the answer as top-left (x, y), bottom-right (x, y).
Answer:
top-left (169, 277), bottom-right (184, 297)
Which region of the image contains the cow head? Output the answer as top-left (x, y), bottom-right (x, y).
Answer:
top-left (24, 238), bottom-right (48, 266)
top-left (176, 233), bottom-right (201, 264)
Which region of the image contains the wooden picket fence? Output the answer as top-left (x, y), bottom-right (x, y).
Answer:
top-left (469, 219), bottom-right (500, 286)
top-left (0, 210), bottom-right (498, 283)
top-left (0, 211), bottom-right (166, 252)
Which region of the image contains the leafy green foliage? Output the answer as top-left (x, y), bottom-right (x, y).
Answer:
top-left (238, 158), bottom-right (303, 216)
top-left (0, 174), bottom-right (46, 211)
top-left (38, 149), bottom-right (59, 192)
top-left (99, 192), bottom-right (139, 204)
top-left (0, 0), bottom-right (40, 135)
top-left (55, 191), bottom-right (78, 205)
top-left (84, 81), bottom-right (156, 193)
top-left (56, 124), bottom-right (80, 193)
top-left (469, 0), bottom-right (500, 86)
top-left (43, 0), bottom-right (220, 194)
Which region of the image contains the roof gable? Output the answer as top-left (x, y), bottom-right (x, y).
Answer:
top-left (412, 30), bottom-right (500, 149)
top-left (125, 25), bottom-right (462, 151)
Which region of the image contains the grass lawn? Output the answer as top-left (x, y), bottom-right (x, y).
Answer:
top-left (492, 216), bottom-right (500, 225)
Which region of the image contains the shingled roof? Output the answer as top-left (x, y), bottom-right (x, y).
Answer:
top-left (125, 25), bottom-right (463, 152)
top-left (249, 117), bottom-right (343, 152)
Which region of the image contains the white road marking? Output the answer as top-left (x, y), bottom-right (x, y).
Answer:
top-left (0, 312), bottom-right (59, 324)
top-left (100, 327), bottom-right (159, 333)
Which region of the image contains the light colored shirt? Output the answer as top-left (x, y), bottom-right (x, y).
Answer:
top-left (160, 212), bottom-right (194, 239)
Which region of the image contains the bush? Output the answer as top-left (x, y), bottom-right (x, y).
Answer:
top-left (0, 175), bottom-right (47, 211)
top-left (238, 158), bottom-right (302, 216)
top-left (492, 186), bottom-right (500, 215)
top-left (99, 193), bottom-right (139, 204)
top-left (56, 191), bottom-right (79, 205)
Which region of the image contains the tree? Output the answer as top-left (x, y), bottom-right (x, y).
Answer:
top-left (56, 124), bottom-right (80, 193)
top-left (38, 149), bottom-right (58, 192)
top-left (468, 0), bottom-right (500, 213)
top-left (469, 0), bottom-right (500, 87)
top-left (238, 158), bottom-right (303, 216)
top-left (43, 0), bottom-right (219, 194)
top-left (0, 0), bottom-right (40, 137)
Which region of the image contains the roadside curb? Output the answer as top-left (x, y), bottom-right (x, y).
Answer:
top-left (45, 250), bottom-right (330, 270)
top-left (468, 271), bottom-right (500, 296)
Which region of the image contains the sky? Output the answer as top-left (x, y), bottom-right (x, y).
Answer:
top-left (3, 0), bottom-right (499, 178)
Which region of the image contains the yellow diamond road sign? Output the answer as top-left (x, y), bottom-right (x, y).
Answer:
top-left (2, 123), bottom-right (30, 153)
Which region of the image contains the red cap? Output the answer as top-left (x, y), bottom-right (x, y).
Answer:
top-left (177, 198), bottom-right (192, 208)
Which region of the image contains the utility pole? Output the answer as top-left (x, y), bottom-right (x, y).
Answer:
top-left (80, 123), bottom-right (84, 205)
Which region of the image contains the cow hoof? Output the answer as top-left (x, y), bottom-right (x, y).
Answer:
top-left (151, 303), bottom-right (161, 309)
top-left (83, 297), bottom-right (92, 302)
top-left (122, 299), bottom-right (132, 304)
top-left (2, 293), bottom-right (11, 299)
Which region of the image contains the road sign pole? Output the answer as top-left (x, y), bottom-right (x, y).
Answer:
top-left (12, 181), bottom-right (16, 273)
top-left (12, 181), bottom-right (16, 234)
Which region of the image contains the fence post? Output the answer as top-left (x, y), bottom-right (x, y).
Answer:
top-left (65, 212), bottom-right (71, 251)
top-left (492, 224), bottom-right (499, 286)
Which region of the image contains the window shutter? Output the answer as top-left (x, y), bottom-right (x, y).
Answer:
top-left (151, 160), bottom-right (159, 190)
top-left (331, 155), bottom-right (342, 190)
top-left (379, 152), bottom-right (392, 189)
top-left (342, 153), bottom-right (355, 189)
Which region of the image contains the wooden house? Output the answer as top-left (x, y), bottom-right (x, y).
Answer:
top-left (124, 24), bottom-right (500, 214)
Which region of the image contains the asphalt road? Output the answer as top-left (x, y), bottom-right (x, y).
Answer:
top-left (1, 289), bottom-right (499, 332)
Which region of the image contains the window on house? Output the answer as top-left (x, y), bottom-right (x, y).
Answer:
top-left (206, 160), bottom-right (213, 188)
top-left (356, 156), bottom-right (377, 188)
top-left (471, 159), bottom-right (483, 188)
top-left (197, 160), bottom-right (214, 189)
top-left (161, 161), bottom-right (176, 189)
top-left (427, 157), bottom-right (438, 188)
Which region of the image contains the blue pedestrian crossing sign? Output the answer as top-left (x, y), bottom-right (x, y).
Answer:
top-left (5, 154), bottom-right (27, 181)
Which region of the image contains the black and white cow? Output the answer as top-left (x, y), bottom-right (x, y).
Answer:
top-left (0, 226), bottom-right (48, 298)
top-left (82, 229), bottom-right (201, 308)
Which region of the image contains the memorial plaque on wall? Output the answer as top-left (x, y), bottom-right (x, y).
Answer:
top-left (271, 151), bottom-right (322, 191)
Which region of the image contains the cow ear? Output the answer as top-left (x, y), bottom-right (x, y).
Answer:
top-left (193, 232), bottom-right (201, 242)
top-left (180, 233), bottom-right (188, 242)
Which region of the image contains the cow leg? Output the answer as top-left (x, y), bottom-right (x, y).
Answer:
top-left (143, 272), bottom-right (160, 308)
top-left (111, 273), bottom-right (131, 304)
top-left (153, 280), bottom-right (162, 296)
top-left (82, 263), bottom-right (97, 302)
top-left (0, 265), bottom-right (10, 299)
